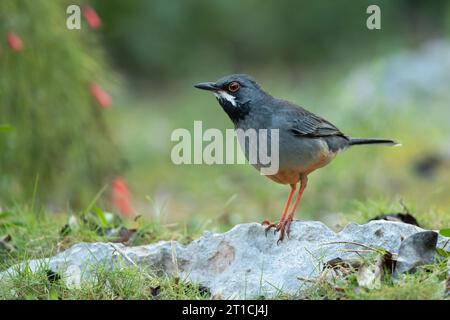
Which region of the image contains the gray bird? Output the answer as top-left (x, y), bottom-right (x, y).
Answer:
top-left (195, 74), bottom-right (399, 243)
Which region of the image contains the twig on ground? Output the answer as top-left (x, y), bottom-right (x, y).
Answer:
top-left (322, 241), bottom-right (388, 254)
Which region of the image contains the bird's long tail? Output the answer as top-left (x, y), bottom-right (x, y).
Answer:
top-left (349, 137), bottom-right (401, 147)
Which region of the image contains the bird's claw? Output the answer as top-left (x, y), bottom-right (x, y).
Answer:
top-left (261, 220), bottom-right (282, 236)
top-left (263, 223), bottom-right (277, 236)
top-left (261, 218), bottom-right (292, 245)
top-left (262, 218), bottom-right (293, 243)
top-left (277, 218), bottom-right (293, 244)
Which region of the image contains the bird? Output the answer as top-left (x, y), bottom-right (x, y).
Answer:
top-left (194, 74), bottom-right (399, 243)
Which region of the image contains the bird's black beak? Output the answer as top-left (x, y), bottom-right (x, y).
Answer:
top-left (194, 82), bottom-right (218, 91)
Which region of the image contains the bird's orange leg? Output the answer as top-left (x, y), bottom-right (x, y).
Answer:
top-left (277, 175), bottom-right (308, 243)
top-left (262, 183), bottom-right (296, 235)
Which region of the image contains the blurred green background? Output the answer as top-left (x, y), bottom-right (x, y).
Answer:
top-left (1, 0), bottom-right (450, 231)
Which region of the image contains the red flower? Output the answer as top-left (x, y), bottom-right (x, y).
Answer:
top-left (83, 6), bottom-right (102, 29)
top-left (7, 32), bottom-right (23, 52)
top-left (112, 177), bottom-right (132, 217)
top-left (89, 83), bottom-right (111, 108)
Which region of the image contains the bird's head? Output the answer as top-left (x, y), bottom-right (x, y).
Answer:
top-left (194, 74), bottom-right (267, 122)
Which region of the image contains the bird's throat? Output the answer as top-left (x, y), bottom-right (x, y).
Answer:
top-left (216, 97), bottom-right (251, 124)
top-left (214, 91), bottom-right (237, 107)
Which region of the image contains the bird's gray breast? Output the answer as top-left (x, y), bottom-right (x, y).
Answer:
top-left (235, 122), bottom-right (325, 172)
top-left (235, 110), bottom-right (338, 175)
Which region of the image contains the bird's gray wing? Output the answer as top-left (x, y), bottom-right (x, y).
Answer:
top-left (275, 103), bottom-right (345, 138)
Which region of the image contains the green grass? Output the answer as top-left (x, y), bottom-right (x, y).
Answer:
top-left (0, 204), bottom-right (195, 268)
top-left (0, 260), bottom-right (209, 300)
top-left (302, 255), bottom-right (449, 300)
top-left (0, 203), bottom-right (448, 300)
top-left (0, 204), bottom-right (210, 300)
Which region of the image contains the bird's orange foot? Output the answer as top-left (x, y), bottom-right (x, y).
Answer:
top-left (261, 220), bottom-right (278, 236)
top-left (275, 217), bottom-right (294, 244)
top-left (262, 219), bottom-right (293, 241)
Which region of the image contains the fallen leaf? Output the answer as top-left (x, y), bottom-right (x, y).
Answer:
top-left (106, 227), bottom-right (137, 244)
top-left (357, 256), bottom-right (384, 290)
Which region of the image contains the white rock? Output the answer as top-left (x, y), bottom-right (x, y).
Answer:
top-left (64, 265), bottom-right (82, 290)
top-left (1, 220), bottom-right (449, 299)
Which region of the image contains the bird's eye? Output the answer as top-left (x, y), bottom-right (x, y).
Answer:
top-left (228, 81), bottom-right (240, 92)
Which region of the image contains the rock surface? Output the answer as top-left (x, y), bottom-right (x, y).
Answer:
top-left (1, 220), bottom-right (449, 299)
top-left (394, 231), bottom-right (438, 276)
